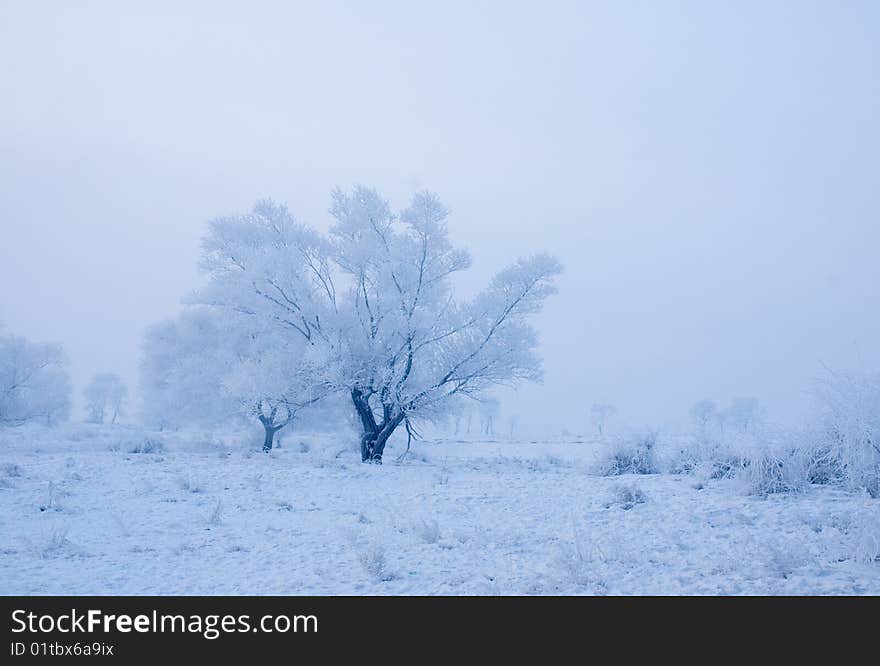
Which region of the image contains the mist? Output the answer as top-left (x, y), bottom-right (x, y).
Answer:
top-left (2, 1), bottom-right (878, 434)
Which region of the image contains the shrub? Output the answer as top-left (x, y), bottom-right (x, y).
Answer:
top-left (744, 450), bottom-right (805, 497)
top-left (606, 483), bottom-right (648, 510)
top-left (813, 369), bottom-right (880, 497)
top-left (850, 500), bottom-right (880, 564)
top-left (801, 442), bottom-right (847, 486)
top-left (128, 437), bottom-right (165, 454)
top-left (357, 543), bottom-right (390, 581)
top-left (707, 453), bottom-right (747, 480)
top-left (599, 432), bottom-right (659, 476)
top-left (667, 429), bottom-right (751, 478)
top-left (40, 527), bottom-right (70, 558)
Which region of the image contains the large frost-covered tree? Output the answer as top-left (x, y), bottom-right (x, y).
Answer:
top-left (84, 372), bottom-right (127, 424)
top-left (196, 186), bottom-right (561, 462)
top-left (0, 335), bottom-right (71, 426)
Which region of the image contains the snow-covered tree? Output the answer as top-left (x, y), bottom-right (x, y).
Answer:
top-left (590, 402), bottom-right (617, 436)
top-left (140, 308), bottom-right (331, 450)
top-left (690, 399), bottom-right (717, 435)
top-left (83, 372), bottom-right (127, 424)
top-left (724, 397), bottom-right (762, 433)
top-left (507, 413), bottom-right (519, 440)
top-left (0, 335), bottom-right (71, 426)
top-left (220, 322), bottom-right (332, 451)
top-left (196, 187), bottom-right (562, 462)
top-left (140, 309), bottom-right (234, 430)
top-left (477, 397), bottom-right (500, 436)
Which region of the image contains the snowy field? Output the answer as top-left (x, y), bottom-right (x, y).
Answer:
top-left (1, 424), bottom-right (879, 596)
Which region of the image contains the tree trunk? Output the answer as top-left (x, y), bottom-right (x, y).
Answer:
top-left (350, 389), bottom-right (405, 464)
top-left (360, 431), bottom-right (376, 462)
top-left (352, 388), bottom-right (379, 462)
top-left (369, 428), bottom-right (392, 464)
top-left (369, 414), bottom-right (405, 463)
top-left (262, 424), bottom-right (280, 452)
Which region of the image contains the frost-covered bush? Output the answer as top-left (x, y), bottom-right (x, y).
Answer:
top-left (667, 438), bottom-right (746, 479)
top-left (707, 455), bottom-right (747, 481)
top-left (850, 500), bottom-right (880, 564)
top-left (598, 432), bottom-right (658, 476)
top-left (40, 527), bottom-right (70, 559)
top-left (800, 441), bottom-right (847, 487)
top-left (356, 543), bottom-right (390, 581)
top-left (813, 369), bottom-right (880, 497)
top-left (606, 483), bottom-right (648, 510)
top-left (553, 525), bottom-right (622, 593)
top-left (128, 437), bottom-right (165, 454)
top-left (666, 444), bottom-right (701, 476)
top-left (743, 450), bottom-right (805, 497)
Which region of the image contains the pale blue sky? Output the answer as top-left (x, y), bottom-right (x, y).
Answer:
top-left (1, 1), bottom-right (878, 431)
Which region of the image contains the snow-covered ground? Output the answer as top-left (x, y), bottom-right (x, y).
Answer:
top-left (1, 424), bottom-right (878, 595)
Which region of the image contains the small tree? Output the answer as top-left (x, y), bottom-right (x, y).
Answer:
top-left (725, 397), bottom-right (762, 433)
top-left (690, 399), bottom-right (717, 438)
top-left (141, 308), bottom-right (332, 450)
top-left (84, 373), bottom-right (128, 424)
top-left (220, 325), bottom-right (333, 451)
top-left (590, 403), bottom-right (617, 436)
top-left (140, 309), bottom-right (237, 431)
top-left (0, 335), bottom-right (71, 427)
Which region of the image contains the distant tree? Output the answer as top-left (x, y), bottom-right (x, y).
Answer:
top-left (725, 397), bottom-right (762, 433)
top-left (507, 413), bottom-right (519, 440)
top-left (590, 403), bottom-right (617, 436)
top-left (478, 397), bottom-right (500, 436)
top-left (140, 309), bottom-right (234, 431)
top-left (0, 335), bottom-right (71, 426)
top-left (84, 373), bottom-right (127, 424)
top-left (690, 399), bottom-right (717, 434)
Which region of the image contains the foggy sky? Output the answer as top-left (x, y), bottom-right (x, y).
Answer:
top-left (2, 1), bottom-right (878, 434)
